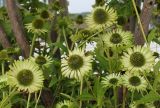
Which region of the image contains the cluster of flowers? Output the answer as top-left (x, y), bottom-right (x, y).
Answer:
top-left (60, 6), bottom-right (156, 107)
top-left (1, 5), bottom-right (157, 108)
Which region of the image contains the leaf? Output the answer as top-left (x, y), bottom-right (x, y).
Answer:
top-left (153, 73), bottom-right (160, 89)
top-left (79, 89), bottom-right (95, 101)
top-left (93, 77), bottom-right (106, 107)
top-left (136, 91), bottom-right (160, 103)
top-left (49, 76), bottom-right (58, 87)
top-left (153, 62), bottom-right (160, 88)
top-left (109, 58), bottom-right (122, 73)
top-left (95, 47), bottom-right (109, 71)
top-left (147, 29), bottom-right (157, 43)
top-left (153, 60), bottom-right (160, 73)
top-left (49, 41), bottom-right (67, 53)
top-left (60, 93), bottom-right (75, 101)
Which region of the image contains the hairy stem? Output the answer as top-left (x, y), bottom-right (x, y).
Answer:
top-left (29, 34), bottom-right (37, 57)
top-left (26, 93), bottom-right (31, 108)
top-left (122, 87), bottom-right (126, 108)
top-left (114, 87), bottom-right (117, 108)
top-left (35, 90), bottom-right (42, 108)
top-left (62, 27), bottom-right (69, 51)
top-left (79, 78), bottom-right (83, 108)
top-left (131, 0), bottom-right (147, 44)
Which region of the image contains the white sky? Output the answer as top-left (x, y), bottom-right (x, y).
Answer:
top-left (68, 0), bottom-right (95, 13)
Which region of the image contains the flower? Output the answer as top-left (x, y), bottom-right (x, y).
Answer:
top-left (121, 46), bottom-right (155, 74)
top-left (101, 73), bottom-right (121, 88)
top-left (56, 100), bottom-right (77, 108)
top-left (75, 15), bottom-right (84, 24)
top-left (25, 18), bottom-right (47, 35)
top-left (7, 60), bottom-right (44, 93)
top-left (122, 74), bottom-right (147, 92)
top-left (30, 55), bottom-right (53, 67)
top-left (85, 6), bottom-right (117, 30)
top-left (130, 102), bottom-right (155, 108)
top-left (40, 10), bottom-right (53, 19)
top-left (61, 48), bottom-right (92, 80)
top-left (102, 29), bottom-right (133, 48)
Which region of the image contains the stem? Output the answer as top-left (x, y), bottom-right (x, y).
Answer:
top-left (52, 76), bottom-right (62, 103)
top-left (2, 61), bottom-right (4, 75)
top-left (105, 50), bottom-right (112, 73)
top-left (29, 34), bottom-right (37, 57)
top-left (78, 30), bottom-right (102, 47)
top-left (131, 91), bottom-right (134, 103)
top-left (26, 93), bottom-right (31, 108)
top-left (62, 27), bottom-right (69, 51)
top-left (79, 78), bottom-right (83, 108)
top-left (52, 34), bottom-right (61, 55)
top-left (1, 62), bottom-right (5, 98)
top-left (131, 0), bottom-right (147, 43)
top-left (113, 87), bottom-right (117, 108)
top-left (122, 87), bottom-right (126, 108)
top-left (140, 91), bottom-right (144, 97)
top-left (115, 47), bottom-right (119, 73)
top-left (35, 93), bottom-right (37, 102)
top-left (35, 90), bottom-right (42, 108)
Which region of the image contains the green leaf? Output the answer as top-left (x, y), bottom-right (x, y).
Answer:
top-left (60, 93), bottom-right (75, 101)
top-left (49, 76), bottom-right (58, 87)
top-left (95, 47), bottom-right (109, 71)
top-left (147, 29), bottom-right (157, 43)
top-left (49, 41), bottom-right (67, 53)
top-left (93, 77), bottom-right (106, 107)
top-left (153, 73), bottom-right (160, 89)
top-left (153, 60), bottom-right (160, 73)
top-left (79, 89), bottom-right (95, 101)
top-left (109, 58), bottom-right (122, 73)
top-left (136, 91), bottom-right (160, 103)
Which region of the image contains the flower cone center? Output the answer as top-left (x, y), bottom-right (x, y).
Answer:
top-left (35, 56), bottom-right (47, 65)
top-left (130, 52), bottom-right (145, 67)
top-left (17, 69), bottom-right (33, 86)
top-left (110, 33), bottom-right (122, 44)
top-left (40, 10), bottom-right (49, 19)
top-left (137, 104), bottom-right (147, 108)
top-left (109, 78), bottom-right (118, 85)
top-left (32, 19), bottom-right (44, 29)
top-left (93, 8), bottom-right (108, 24)
top-left (129, 76), bottom-right (141, 86)
top-left (62, 105), bottom-right (68, 108)
top-left (68, 55), bottom-right (83, 70)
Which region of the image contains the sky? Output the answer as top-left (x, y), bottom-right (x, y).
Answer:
top-left (68, 0), bottom-right (95, 13)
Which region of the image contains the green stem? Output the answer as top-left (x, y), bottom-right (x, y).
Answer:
top-left (26, 93), bottom-right (31, 108)
top-left (1, 62), bottom-right (5, 98)
top-left (131, 91), bottom-right (134, 103)
top-left (29, 34), bottom-right (37, 57)
top-left (52, 35), bottom-right (61, 55)
top-left (35, 90), bottom-right (42, 108)
top-left (35, 93), bottom-right (37, 102)
top-left (62, 27), bottom-right (69, 51)
top-left (113, 87), bottom-right (117, 108)
top-left (140, 91), bottom-right (144, 97)
top-left (78, 30), bottom-right (102, 47)
top-left (131, 0), bottom-right (147, 44)
top-left (122, 87), bottom-right (126, 108)
top-left (105, 50), bottom-right (112, 73)
top-left (79, 78), bottom-right (83, 108)
top-left (2, 61), bottom-right (4, 75)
